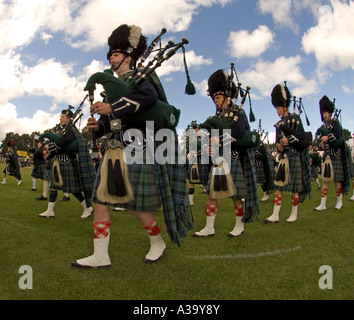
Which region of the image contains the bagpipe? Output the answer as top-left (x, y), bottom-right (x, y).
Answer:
top-left (39, 95), bottom-right (88, 153)
top-left (200, 63), bottom-right (260, 150)
top-left (84, 29), bottom-right (194, 132)
top-left (315, 105), bottom-right (344, 149)
top-left (275, 92), bottom-right (312, 150)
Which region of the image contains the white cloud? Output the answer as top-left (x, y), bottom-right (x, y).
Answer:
top-left (0, 50), bottom-right (25, 104)
top-left (239, 55), bottom-right (318, 98)
top-left (227, 25), bottom-right (275, 58)
top-left (156, 50), bottom-right (212, 77)
top-left (194, 79), bottom-right (209, 98)
top-left (257, 0), bottom-right (322, 33)
top-left (0, 0), bottom-right (59, 53)
top-left (0, 103), bottom-right (59, 139)
top-left (0, 0), bottom-right (216, 141)
top-left (0, 56), bottom-right (106, 140)
top-left (302, 1), bottom-right (354, 71)
top-left (0, 0), bottom-right (231, 52)
top-left (258, 0), bottom-right (295, 30)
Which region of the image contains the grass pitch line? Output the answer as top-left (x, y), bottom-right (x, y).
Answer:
top-left (186, 246), bottom-right (301, 260)
top-left (0, 216), bottom-right (36, 231)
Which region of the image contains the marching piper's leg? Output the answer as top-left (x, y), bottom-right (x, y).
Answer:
top-left (286, 193), bottom-right (299, 222)
top-left (350, 181), bottom-right (354, 201)
top-left (38, 201), bottom-right (56, 218)
top-left (72, 221), bottom-right (111, 268)
top-left (193, 202), bottom-right (217, 237)
top-left (228, 201), bottom-right (244, 237)
top-left (38, 190), bottom-right (57, 217)
top-left (80, 200), bottom-right (93, 218)
top-left (142, 216), bottom-right (166, 264)
top-left (314, 186), bottom-right (328, 211)
top-left (261, 191), bottom-right (269, 202)
top-left (188, 187), bottom-right (195, 206)
top-left (72, 204), bottom-right (111, 268)
top-left (32, 178), bottom-right (37, 190)
top-left (264, 192), bottom-right (282, 223)
top-left (335, 184), bottom-right (343, 210)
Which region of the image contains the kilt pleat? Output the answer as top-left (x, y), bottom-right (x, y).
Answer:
top-left (50, 159), bottom-right (84, 193)
top-left (276, 152), bottom-right (303, 193)
top-left (187, 163), bottom-right (211, 186)
top-left (276, 148), bottom-right (312, 203)
top-left (31, 164), bottom-right (46, 179)
top-left (330, 148), bottom-right (345, 182)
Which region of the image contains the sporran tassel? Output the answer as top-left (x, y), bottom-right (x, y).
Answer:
top-left (213, 168), bottom-right (221, 192)
top-left (322, 156), bottom-right (334, 182)
top-left (220, 167), bottom-right (228, 191)
top-left (190, 163), bottom-right (200, 183)
top-left (209, 161), bottom-right (236, 199)
top-left (274, 155), bottom-right (290, 187)
top-left (97, 147), bottom-right (134, 204)
top-left (113, 157), bottom-right (127, 196)
top-left (52, 158), bottom-right (63, 187)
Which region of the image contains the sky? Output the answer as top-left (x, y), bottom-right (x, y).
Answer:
top-left (1, 0), bottom-right (354, 145)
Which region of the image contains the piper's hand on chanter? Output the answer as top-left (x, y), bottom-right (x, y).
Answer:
top-left (43, 145), bottom-right (50, 160)
top-left (208, 136), bottom-right (220, 156)
top-left (320, 136), bottom-right (329, 149)
top-left (86, 116), bottom-right (100, 132)
top-left (277, 143), bottom-right (284, 152)
top-left (280, 137), bottom-right (289, 146)
top-left (320, 136), bottom-right (329, 143)
top-left (90, 101), bottom-right (113, 116)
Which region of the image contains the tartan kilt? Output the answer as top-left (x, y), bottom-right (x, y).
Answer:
top-left (5, 163), bottom-right (18, 177)
top-left (187, 163), bottom-right (211, 186)
top-left (276, 151), bottom-right (303, 193)
top-left (330, 148), bottom-right (345, 181)
top-left (31, 164), bottom-right (46, 179)
top-left (92, 150), bottom-right (161, 212)
top-left (50, 158), bottom-right (84, 194)
top-left (256, 159), bottom-right (266, 183)
top-left (206, 157), bottom-right (247, 199)
top-left (43, 168), bottom-right (52, 181)
top-left (311, 166), bottom-right (319, 179)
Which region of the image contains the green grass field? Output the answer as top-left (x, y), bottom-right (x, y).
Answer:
top-left (0, 163), bottom-right (353, 300)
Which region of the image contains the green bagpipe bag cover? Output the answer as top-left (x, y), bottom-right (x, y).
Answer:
top-left (84, 69), bottom-right (180, 131)
top-left (316, 126), bottom-right (344, 149)
top-left (200, 116), bottom-right (260, 149)
top-left (39, 132), bottom-right (78, 153)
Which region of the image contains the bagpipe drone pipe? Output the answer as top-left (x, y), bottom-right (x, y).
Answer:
top-left (83, 34), bottom-right (193, 132)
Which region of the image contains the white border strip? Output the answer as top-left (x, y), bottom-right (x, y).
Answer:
top-left (0, 216), bottom-right (36, 230)
top-left (186, 246), bottom-right (301, 260)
